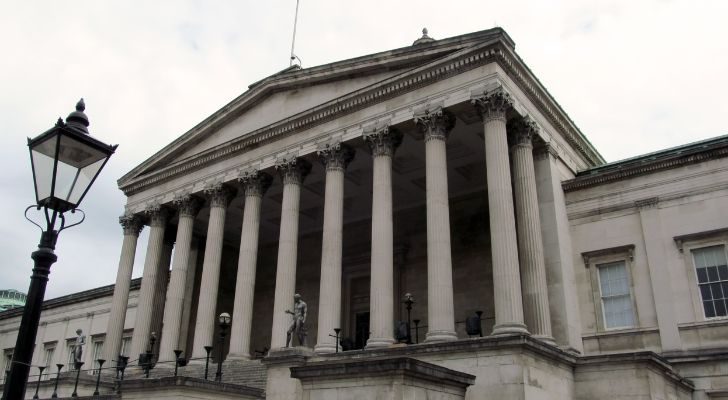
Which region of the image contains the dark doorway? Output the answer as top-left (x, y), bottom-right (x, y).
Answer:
top-left (354, 312), bottom-right (370, 350)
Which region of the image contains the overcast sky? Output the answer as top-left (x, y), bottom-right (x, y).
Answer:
top-left (1, 0), bottom-right (726, 300)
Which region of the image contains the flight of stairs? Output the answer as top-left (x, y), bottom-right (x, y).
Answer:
top-left (122, 359), bottom-right (267, 391)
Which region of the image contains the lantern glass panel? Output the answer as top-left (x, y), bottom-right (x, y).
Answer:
top-left (30, 134), bottom-right (60, 204)
top-left (54, 133), bottom-right (108, 206)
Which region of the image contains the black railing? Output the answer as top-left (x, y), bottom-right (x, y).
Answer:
top-left (0, 346), bottom-right (242, 399)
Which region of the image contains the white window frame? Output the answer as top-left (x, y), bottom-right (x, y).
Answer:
top-left (583, 245), bottom-right (639, 332)
top-left (120, 334), bottom-right (132, 358)
top-left (90, 337), bottom-right (104, 375)
top-left (3, 349), bottom-right (13, 373)
top-left (42, 343), bottom-right (56, 379)
top-left (66, 340), bottom-right (78, 371)
top-left (674, 228), bottom-right (728, 322)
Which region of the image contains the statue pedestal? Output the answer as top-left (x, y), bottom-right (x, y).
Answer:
top-left (263, 347), bottom-right (314, 400)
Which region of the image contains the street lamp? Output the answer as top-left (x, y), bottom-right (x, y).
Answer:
top-left (3, 99), bottom-right (116, 400)
top-left (403, 293), bottom-right (414, 344)
top-left (215, 312), bottom-right (231, 382)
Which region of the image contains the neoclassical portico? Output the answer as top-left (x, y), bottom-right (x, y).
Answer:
top-left (106, 28), bottom-right (599, 364)
top-left (105, 93), bottom-right (573, 364)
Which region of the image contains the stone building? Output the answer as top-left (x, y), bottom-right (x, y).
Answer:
top-left (1, 27), bottom-right (727, 399)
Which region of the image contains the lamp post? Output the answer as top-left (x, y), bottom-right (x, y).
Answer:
top-left (403, 293), bottom-right (414, 344)
top-left (32, 365), bottom-right (45, 399)
top-left (51, 363), bottom-right (64, 399)
top-left (3, 99), bottom-right (116, 400)
top-left (215, 312), bottom-right (231, 382)
top-left (93, 359), bottom-right (105, 396)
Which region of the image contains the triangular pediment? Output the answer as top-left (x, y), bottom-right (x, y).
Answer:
top-left (119, 28), bottom-right (515, 187)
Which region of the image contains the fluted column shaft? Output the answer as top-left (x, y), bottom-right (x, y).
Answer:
top-left (191, 185), bottom-right (234, 359)
top-left (315, 144), bottom-right (354, 353)
top-left (511, 118), bottom-right (553, 342)
top-left (365, 127), bottom-right (402, 349)
top-left (270, 158), bottom-right (312, 349)
top-left (104, 215), bottom-right (143, 364)
top-left (130, 207), bottom-right (169, 358)
top-left (159, 196), bottom-right (201, 362)
top-left (178, 241), bottom-right (199, 353)
top-left (415, 109), bottom-right (458, 343)
top-left (229, 172), bottom-right (272, 359)
top-left (473, 90), bottom-right (528, 335)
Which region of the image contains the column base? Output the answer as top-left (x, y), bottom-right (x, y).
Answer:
top-left (365, 337), bottom-right (395, 349)
top-left (491, 323), bottom-right (529, 336)
top-left (424, 330), bottom-right (458, 343)
top-left (226, 352), bottom-right (251, 361)
top-left (313, 342), bottom-right (341, 354)
top-left (532, 334), bottom-right (557, 347)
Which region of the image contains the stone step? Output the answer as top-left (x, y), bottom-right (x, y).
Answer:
top-left (119, 359), bottom-right (267, 390)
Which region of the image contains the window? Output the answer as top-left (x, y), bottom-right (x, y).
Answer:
top-left (597, 261), bottom-right (636, 329)
top-left (43, 345), bottom-right (55, 379)
top-left (692, 245), bottom-right (728, 318)
top-left (3, 350), bottom-right (12, 372)
top-left (120, 337), bottom-right (132, 357)
top-left (91, 340), bottom-right (104, 374)
top-left (583, 244), bottom-right (638, 332)
top-left (66, 342), bottom-right (77, 370)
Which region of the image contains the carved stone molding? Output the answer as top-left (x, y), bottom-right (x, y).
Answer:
top-left (581, 244), bottom-right (635, 268)
top-left (364, 126), bottom-right (403, 158)
top-left (673, 228), bottom-right (728, 252)
top-left (275, 157), bottom-right (312, 186)
top-left (145, 204), bottom-right (169, 227)
top-left (507, 116), bottom-right (538, 148)
top-left (119, 214), bottom-right (144, 236)
top-left (173, 195), bottom-right (203, 218)
top-left (317, 142), bottom-right (355, 172)
top-left (635, 197), bottom-right (659, 210)
top-left (533, 142), bottom-right (559, 161)
top-left (472, 88), bottom-right (513, 123)
top-left (238, 170), bottom-right (273, 197)
top-left (204, 183), bottom-right (236, 208)
top-left (414, 107), bottom-right (455, 142)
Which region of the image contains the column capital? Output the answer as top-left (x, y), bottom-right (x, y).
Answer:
top-left (317, 142), bottom-right (355, 172)
top-left (275, 157), bottom-right (312, 186)
top-left (173, 195), bottom-right (203, 218)
top-left (119, 214), bottom-right (144, 236)
top-left (414, 108), bottom-right (455, 142)
top-left (238, 170), bottom-right (273, 197)
top-left (144, 204), bottom-right (169, 227)
top-left (533, 142), bottom-right (559, 160)
top-left (471, 88), bottom-right (513, 123)
top-left (204, 183), bottom-right (236, 208)
top-left (508, 116), bottom-right (539, 148)
top-left (364, 126), bottom-right (403, 158)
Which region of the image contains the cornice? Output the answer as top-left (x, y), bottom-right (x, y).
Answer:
top-left (0, 278), bottom-right (142, 321)
top-left (119, 37), bottom-right (603, 196)
top-left (564, 135), bottom-right (728, 192)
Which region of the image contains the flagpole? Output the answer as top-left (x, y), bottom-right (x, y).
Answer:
top-left (290, 0), bottom-right (301, 66)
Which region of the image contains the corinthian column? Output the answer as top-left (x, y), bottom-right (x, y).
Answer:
top-left (191, 184), bottom-right (235, 359)
top-left (130, 205), bottom-right (169, 358)
top-left (414, 108), bottom-right (458, 343)
top-left (158, 195), bottom-right (202, 362)
top-left (509, 117), bottom-right (553, 343)
top-left (104, 214), bottom-right (144, 364)
top-left (270, 157), bottom-right (312, 349)
top-left (228, 171), bottom-right (272, 359)
top-left (364, 126), bottom-right (402, 349)
top-left (314, 143), bottom-right (355, 354)
top-left (472, 89), bottom-right (528, 335)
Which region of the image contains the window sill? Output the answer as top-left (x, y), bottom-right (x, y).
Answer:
top-left (677, 318), bottom-right (728, 329)
top-left (582, 326), bottom-right (659, 339)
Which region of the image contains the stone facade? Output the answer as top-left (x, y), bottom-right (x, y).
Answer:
top-left (2, 28), bottom-right (728, 399)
